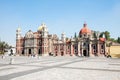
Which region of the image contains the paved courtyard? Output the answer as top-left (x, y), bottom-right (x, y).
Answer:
top-left (0, 56), bottom-right (120, 80)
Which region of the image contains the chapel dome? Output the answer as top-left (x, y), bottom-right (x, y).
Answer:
top-left (79, 23), bottom-right (91, 34)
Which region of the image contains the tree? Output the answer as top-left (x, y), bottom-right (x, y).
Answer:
top-left (93, 31), bottom-right (98, 38)
top-left (110, 38), bottom-right (117, 42)
top-left (117, 37), bottom-right (120, 43)
top-left (66, 37), bottom-right (69, 41)
top-left (99, 32), bottom-right (104, 38)
top-left (0, 41), bottom-right (10, 54)
top-left (99, 31), bottom-right (110, 40)
top-left (104, 31), bottom-right (110, 40)
top-left (74, 32), bottom-right (77, 39)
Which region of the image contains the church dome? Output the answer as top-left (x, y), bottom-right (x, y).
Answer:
top-left (99, 38), bottom-right (106, 42)
top-left (79, 23), bottom-right (91, 34)
top-left (38, 23), bottom-right (47, 31)
top-left (38, 26), bottom-right (43, 31)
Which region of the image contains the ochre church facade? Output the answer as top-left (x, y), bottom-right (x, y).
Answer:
top-left (16, 23), bottom-right (106, 57)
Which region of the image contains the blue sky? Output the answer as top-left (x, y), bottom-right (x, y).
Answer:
top-left (0, 0), bottom-right (120, 46)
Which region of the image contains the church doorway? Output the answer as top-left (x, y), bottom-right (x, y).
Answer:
top-left (38, 49), bottom-right (42, 56)
top-left (55, 52), bottom-right (58, 56)
top-left (22, 50), bottom-right (24, 55)
top-left (29, 49), bottom-right (31, 55)
top-left (83, 50), bottom-right (87, 56)
top-left (61, 52), bottom-right (64, 56)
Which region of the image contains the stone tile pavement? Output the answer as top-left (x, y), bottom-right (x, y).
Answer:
top-left (0, 56), bottom-right (120, 80)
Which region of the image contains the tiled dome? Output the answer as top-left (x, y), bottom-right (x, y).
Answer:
top-left (38, 26), bottom-right (43, 31)
top-left (38, 23), bottom-right (47, 31)
top-left (80, 23), bottom-right (91, 34)
top-left (99, 38), bottom-right (106, 42)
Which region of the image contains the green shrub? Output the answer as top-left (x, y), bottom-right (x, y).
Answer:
top-left (0, 51), bottom-right (4, 55)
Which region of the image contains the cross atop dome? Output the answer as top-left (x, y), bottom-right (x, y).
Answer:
top-left (83, 21), bottom-right (87, 27)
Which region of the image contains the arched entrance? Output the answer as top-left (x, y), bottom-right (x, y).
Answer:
top-left (22, 50), bottom-right (24, 55)
top-left (38, 49), bottom-right (42, 56)
top-left (61, 52), bottom-right (64, 56)
top-left (29, 49), bottom-right (31, 55)
top-left (55, 52), bottom-right (58, 56)
top-left (83, 50), bottom-right (87, 56)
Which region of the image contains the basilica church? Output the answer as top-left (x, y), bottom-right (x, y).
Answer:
top-left (16, 23), bottom-right (106, 57)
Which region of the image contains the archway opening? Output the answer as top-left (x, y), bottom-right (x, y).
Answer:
top-left (29, 49), bottom-right (31, 55)
top-left (38, 49), bottom-right (42, 56)
top-left (22, 50), bottom-right (24, 55)
top-left (83, 50), bottom-right (87, 56)
top-left (61, 52), bottom-right (64, 56)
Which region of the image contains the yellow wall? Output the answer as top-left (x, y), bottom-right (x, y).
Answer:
top-left (109, 46), bottom-right (120, 58)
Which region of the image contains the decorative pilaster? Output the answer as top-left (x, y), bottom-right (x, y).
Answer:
top-left (97, 41), bottom-right (100, 56)
top-left (104, 42), bottom-right (106, 56)
top-left (89, 43), bottom-right (92, 56)
top-left (78, 42), bottom-right (80, 56)
top-left (70, 44), bottom-right (73, 56)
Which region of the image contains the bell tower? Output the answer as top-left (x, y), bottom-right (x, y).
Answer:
top-left (16, 27), bottom-right (21, 55)
top-left (61, 32), bottom-right (66, 42)
top-left (41, 23), bottom-right (49, 55)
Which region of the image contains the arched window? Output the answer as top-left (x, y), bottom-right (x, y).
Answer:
top-left (101, 45), bottom-right (104, 49)
top-left (68, 46), bottom-right (70, 49)
top-left (83, 43), bottom-right (86, 46)
top-left (92, 44), bottom-right (95, 49)
top-left (84, 34), bottom-right (86, 37)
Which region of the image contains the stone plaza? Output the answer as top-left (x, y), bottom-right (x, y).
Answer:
top-left (0, 56), bottom-right (120, 80)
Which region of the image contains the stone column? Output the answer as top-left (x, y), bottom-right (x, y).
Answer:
top-left (64, 44), bottom-right (66, 55)
top-left (97, 42), bottom-right (100, 56)
top-left (70, 44), bottom-right (73, 56)
top-left (42, 47), bottom-right (44, 55)
top-left (81, 42), bottom-right (83, 56)
top-left (78, 42), bottom-right (80, 56)
top-left (81, 49), bottom-right (83, 56)
top-left (89, 43), bottom-right (91, 56)
top-left (104, 42), bottom-right (106, 56)
top-left (63, 44), bottom-right (64, 55)
top-left (26, 48), bottom-right (29, 56)
top-left (58, 45), bottom-right (60, 56)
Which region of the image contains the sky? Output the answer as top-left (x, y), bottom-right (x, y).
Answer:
top-left (0, 0), bottom-right (120, 46)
